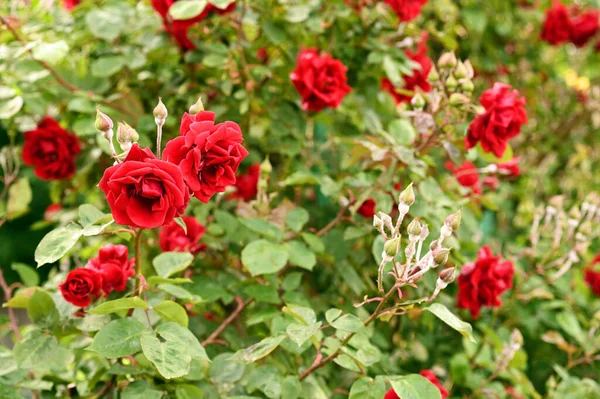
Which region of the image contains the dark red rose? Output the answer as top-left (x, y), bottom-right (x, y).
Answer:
top-left (87, 244), bottom-right (135, 295)
top-left (384, 0), bottom-right (428, 22)
top-left (159, 216), bottom-right (206, 254)
top-left (230, 164), bottom-right (260, 201)
top-left (497, 157), bottom-right (520, 177)
top-left (59, 268), bottom-right (103, 307)
top-left (62, 0), bottom-right (80, 10)
top-left (357, 198), bottom-right (376, 219)
top-left (446, 161), bottom-right (480, 193)
top-left (466, 83), bottom-right (527, 158)
top-left (163, 111), bottom-right (249, 202)
top-left (22, 117), bottom-right (81, 181)
top-left (290, 48), bottom-right (352, 112)
top-left (207, 2), bottom-right (236, 15)
top-left (256, 47), bottom-right (269, 64)
top-left (382, 33), bottom-right (432, 104)
top-left (384, 370), bottom-right (448, 399)
top-left (98, 144), bottom-right (190, 229)
top-left (584, 254), bottom-right (600, 296)
top-left (541, 1), bottom-right (572, 45)
top-left (570, 9), bottom-right (599, 47)
top-left (44, 204), bottom-right (62, 221)
top-left (457, 246), bottom-right (514, 319)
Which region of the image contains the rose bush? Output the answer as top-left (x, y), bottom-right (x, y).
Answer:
top-left (1, 0), bottom-right (600, 398)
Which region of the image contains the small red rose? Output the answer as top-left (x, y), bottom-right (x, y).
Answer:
top-left (497, 157), bottom-right (520, 177)
top-left (584, 254), bottom-right (600, 296)
top-left (44, 204), bottom-right (62, 221)
top-left (457, 246), bottom-right (514, 319)
top-left (163, 111), bottom-right (249, 202)
top-left (483, 176), bottom-right (499, 191)
top-left (290, 48), bottom-right (352, 112)
top-left (159, 216), bottom-right (206, 254)
top-left (541, 1), bottom-right (572, 45)
top-left (98, 144), bottom-right (190, 229)
top-left (22, 117), bottom-right (81, 181)
top-left (62, 0), bottom-right (80, 11)
top-left (59, 268), bottom-right (103, 307)
top-left (87, 244), bottom-right (135, 295)
top-left (357, 198), bottom-right (376, 219)
top-left (230, 164), bottom-right (260, 201)
top-left (446, 161), bottom-right (481, 193)
top-left (466, 83), bottom-right (527, 158)
top-left (570, 9), bottom-right (600, 47)
top-left (384, 0), bottom-right (428, 22)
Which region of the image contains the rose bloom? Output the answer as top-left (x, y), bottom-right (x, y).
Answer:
top-left (98, 144), bottom-right (190, 229)
top-left (22, 117), bottom-right (81, 181)
top-left (163, 111), bottom-right (248, 202)
top-left (62, 0), bottom-right (80, 10)
top-left (482, 176), bottom-right (499, 190)
top-left (159, 216), bottom-right (206, 254)
top-left (87, 244), bottom-right (135, 295)
top-left (585, 254), bottom-right (600, 296)
top-left (541, 1), bottom-right (572, 45)
top-left (230, 164), bottom-right (260, 201)
top-left (290, 48), bottom-right (352, 112)
top-left (382, 33), bottom-right (432, 104)
top-left (44, 204), bottom-right (62, 221)
top-left (59, 268), bottom-right (103, 307)
top-left (384, 370), bottom-right (449, 399)
top-left (357, 198), bottom-right (376, 219)
top-left (497, 157), bottom-right (520, 177)
top-left (465, 83), bottom-right (527, 158)
top-left (457, 246), bottom-right (514, 319)
top-left (446, 161), bottom-right (481, 194)
top-left (384, 0), bottom-right (428, 22)
top-left (570, 9), bottom-right (600, 47)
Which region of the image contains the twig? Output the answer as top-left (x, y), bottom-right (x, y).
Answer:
top-left (316, 205), bottom-right (349, 237)
top-left (0, 268), bottom-right (21, 341)
top-left (0, 16), bottom-right (135, 117)
top-left (201, 297), bottom-right (254, 346)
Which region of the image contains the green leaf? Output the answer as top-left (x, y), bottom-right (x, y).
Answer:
top-left (147, 276), bottom-right (192, 286)
top-left (169, 0), bottom-right (208, 20)
top-left (209, 353), bottom-right (246, 383)
top-left (85, 8), bottom-right (125, 42)
top-left (3, 287), bottom-right (36, 308)
top-left (153, 300), bottom-right (189, 327)
top-left (91, 56), bottom-right (126, 77)
top-left (0, 383), bottom-right (24, 399)
top-left (476, 141), bottom-right (513, 163)
top-left (121, 381), bottom-right (164, 399)
top-left (286, 322), bottom-right (321, 347)
top-left (0, 96), bottom-right (23, 119)
top-left (89, 318), bottom-right (147, 358)
top-left (174, 217), bottom-right (188, 234)
top-left (176, 384), bottom-right (204, 399)
top-left (153, 252), bottom-right (194, 278)
top-left (557, 312), bottom-right (586, 346)
top-left (301, 233), bottom-right (325, 253)
top-left (88, 297), bottom-right (148, 315)
top-left (11, 263), bottom-right (39, 287)
top-left (285, 241), bottom-right (317, 271)
top-left (331, 314), bottom-right (364, 333)
top-left (14, 333), bottom-right (72, 371)
top-left (7, 178), bottom-right (32, 219)
top-left (78, 204), bottom-right (114, 236)
top-left (242, 240), bottom-right (289, 276)
top-left (286, 208), bottom-right (310, 232)
top-left (26, 290), bottom-right (58, 328)
top-left (238, 218), bottom-right (283, 241)
top-left (210, 0), bottom-right (236, 9)
top-left (389, 119), bottom-right (417, 146)
top-left (35, 224), bottom-right (83, 267)
top-left (390, 374), bottom-right (442, 399)
top-left (426, 303), bottom-right (476, 343)
top-left (32, 41), bottom-right (69, 64)
top-left (349, 377), bottom-right (387, 399)
top-left (285, 5), bottom-right (311, 23)
top-left (157, 284), bottom-right (202, 302)
top-left (383, 55), bottom-right (402, 87)
top-left (325, 308), bottom-right (343, 324)
top-left (229, 335), bottom-right (286, 364)
top-left (243, 284), bottom-right (280, 304)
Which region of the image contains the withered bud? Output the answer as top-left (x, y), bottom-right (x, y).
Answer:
top-left (438, 52), bottom-right (457, 69)
top-left (411, 93), bottom-right (426, 109)
top-left (95, 106), bottom-right (113, 134)
top-left (445, 209), bottom-right (462, 231)
top-left (189, 96), bottom-right (204, 114)
top-left (373, 214), bottom-right (383, 230)
top-left (407, 218), bottom-right (422, 237)
top-left (383, 237), bottom-right (401, 257)
top-left (449, 93), bottom-right (470, 107)
top-left (379, 212), bottom-right (393, 230)
top-left (433, 248), bottom-right (451, 266)
top-left (439, 267), bottom-right (456, 285)
top-left (398, 183), bottom-right (415, 206)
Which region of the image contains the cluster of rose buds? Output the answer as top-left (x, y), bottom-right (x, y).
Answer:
top-left (372, 183), bottom-right (461, 299)
top-left (528, 193), bottom-right (600, 282)
top-left (95, 106), bottom-right (139, 162)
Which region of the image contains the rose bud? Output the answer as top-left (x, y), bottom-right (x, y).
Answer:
top-left (153, 97), bottom-right (168, 125)
top-left (433, 248), bottom-right (451, 266)
top-left (189, 96), bottom-right (205, 114)
top-left (398, 183), bottom-right (415, 206)
top-left (384, 237), bottom-right (401, 257)
top-left (445, 210), bottom-right (462, 231)
top-left (438, 52), bottom-right (457, 69)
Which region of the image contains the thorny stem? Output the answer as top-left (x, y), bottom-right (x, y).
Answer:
top-left (0, 268), bottom-right (21, 341)
top-left (202, 297), bottom-right (254, 346)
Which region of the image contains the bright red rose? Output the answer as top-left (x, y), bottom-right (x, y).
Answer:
top-left (569, 9), bottom-right (600, 47)
top-left (163, 111), bottom-right (248, 202)
top-left (59, 268), bottom-right (103, 307)
top-left (384, 370), bottom-right (448, 399)
top-left (384, 0), bottom-right (428, 22)
top-left (44, 204), bottom-right (62, 221)
top-left (584, 254), bottom-right (600, 296)
top-left (22, 117), bottom-right (81, 181)
top-left (159, 216), bottom-right (206, 254)
top-left (62, 0), bottom-right (80, 10)
top-left (382, 33), bottom-right (432, 104)
top-left (87, 244), bottom-right (135, 295)
top-left (98, 144), bottom-right (190, 229)
top-left (290, 48), bottom-right (352, 112)
top-left (457, 246), bottom-right (514, 319)
top-left (497, 157), bottom-right (520, 177)
top-left (541, 1), bottom-right (572, 45)
top-left (483, 176), bottom-right (499, 190)
top-left (230, 164), bottom-right (260, 201)
top-left (466, 83), bottom-right (527, 158)
top-left (357, 198), bottom-right (376, 219)
top-left (446, 161), bottom-right (480, 192)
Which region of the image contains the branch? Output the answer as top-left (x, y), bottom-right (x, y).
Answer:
top-left (0, 268), bottom-right (21, 341)
top-left (0, 16), bottom-right (135, 117)
top-left (316, 204), bottom-right (349, 237)
top-left (201, 297), bottom-right (254, 346)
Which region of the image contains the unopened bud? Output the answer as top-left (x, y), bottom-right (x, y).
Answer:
top-left (411, 93), bottom-right (426, 109)
top-left (445, 74), bottom-right (458, 90)
top-left (260, 157), bottom-right (272, 174)
top-left (398, 183), bottom-right (415, 206)
top-left (189, 96), bottom-right (204, 114)
top-left (449, 93), bottom-right (470, 107)
top-left (454, 61), bottom-right (468, 79)
top-left (95, 106), bottom-right (113, 134)
top-left (407, 218), bottom-right (422, 236)
top-left (438, 52), bottom-right (457, 69)
top-left (461, 79), bottom-right (474, 93)
top-left (568, 206), bottom-right (582, 221)
top-left (548, 195), bottom-right (564, 209)
top-left (373, 215), bottom-right (383, 230)
top-left (116, 122), bottom-right (139, 152)
top-left (428, 66), bottom-right (440, 82)
top-left (384, 237), bottom-right (401, 257)
top-left (463, 60), bottom-right (474, 79)
top-left (439, 267), bottom-right (456, 284)
top-left (433, 248), bottom-right (451, 266)
top-left (153, 97), bottom-right (168, 125)
top-left (445, 209), bottom-right (462, 231)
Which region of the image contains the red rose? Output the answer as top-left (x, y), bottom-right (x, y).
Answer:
top-left (59, 268), bottom-right (103, 307)
top-left (22, 117), bottom-right (81, 181)
top-left (290, 48), bottom-right (352, 112)
top-left (62, 0), bottom-right (80, 10)
top-left (584, 254), bottom-right (600, 296)
top-left (163, 111), bottom-right (249, 202)
top-left (445, 161), bottom-right (480, 193)
top-left (152, 0), bottom-right (208, 50)
top-left (384, 370), bottom-right (448, 399)
top-left (465, 83), bottom-right (527, 158)
top-left (357, 198), bottom-right (376, 219)
top-left (87, 244), bottom-right (135, 295)
top-left (44, 204), bottom-right (62, 221)
top-left (541, 1), bottom-right (572, 45)
top-left (230, 164), bottom-right (260, 201)
top-left (570, 9), bottom-right (600, 47)
top-left (497, 157), bottom-right (520, 177)
top-left (382, 33), bottom-right (432, 104)
top-left (482, 176), bottom-right (499, 190)
top-left (384, 0), bottom-right (428, 22)
top-left (98, 144), bottom-right (190, 229)
top-left (159, 216), bottom-right (206, 254)
top-left (207, 2), bottom-right (236, 15)
top-left (256, 47), bottom-right (269, 64)
top-left (457, 246), bottom-right (514, 319)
